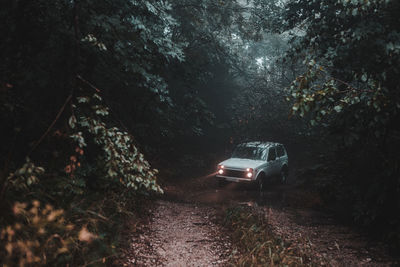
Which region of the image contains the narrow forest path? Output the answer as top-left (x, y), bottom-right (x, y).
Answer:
top-left (121, 200), bottom-right (232, 266)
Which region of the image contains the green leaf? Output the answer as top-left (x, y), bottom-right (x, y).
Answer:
top-left (334, 105), bottom-right (343, 113)
top-left (69, 115), bottom-right (77, 129)
top-left (361, 73), bottom-right (368, 82)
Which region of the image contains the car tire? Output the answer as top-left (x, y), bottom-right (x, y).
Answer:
top-left (257, 173), bottom-right (266, 192)
top-left (280, 166), bottom-right (288, 184)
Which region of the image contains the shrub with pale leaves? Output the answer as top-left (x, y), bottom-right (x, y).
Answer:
top-left (69, 93), bottom-right (163, 194)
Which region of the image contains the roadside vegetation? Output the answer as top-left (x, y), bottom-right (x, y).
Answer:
top-left (224, 206), bottom-right (328, 266)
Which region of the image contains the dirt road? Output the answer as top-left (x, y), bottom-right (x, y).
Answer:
top-left (121, 200), bottom-right (232, 266)
top-left (119, 176), bottom-right (397, 266)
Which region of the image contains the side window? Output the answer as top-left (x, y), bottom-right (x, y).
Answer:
top-left (261, 149), bottom-right (268, 160)
top-left (277, 145), bottom-right (285, 157)
top-left (254, 148), bottom-right (263, 160)
top-left (267, 147), bottom-right (276, 161)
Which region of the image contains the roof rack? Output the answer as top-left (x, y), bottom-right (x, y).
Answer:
top-left (238, 141), bottom-right (279, 148)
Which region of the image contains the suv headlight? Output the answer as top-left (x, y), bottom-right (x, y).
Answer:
top-left (246, 168), bottom-right (253, 178)
top-left (218, 165), bottom-right (224, 175)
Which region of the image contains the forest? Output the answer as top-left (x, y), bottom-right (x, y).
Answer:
top-left (1, 0), bottom-right (400, 265)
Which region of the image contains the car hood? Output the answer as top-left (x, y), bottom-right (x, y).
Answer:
top-left (219, 158), bottom-right (265, 170)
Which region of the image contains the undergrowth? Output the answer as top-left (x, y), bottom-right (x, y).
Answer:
top-left (0, 187), bottom-right (151, 266)
top-left (0, 92), bottom-right (161, 266)
top-left (224, 206), bottom-right (327, 266)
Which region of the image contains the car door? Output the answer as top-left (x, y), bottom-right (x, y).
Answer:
top-left (266, 147), bottom-right (278, 175)
top-left (276, 145), bottom-right (285, 169)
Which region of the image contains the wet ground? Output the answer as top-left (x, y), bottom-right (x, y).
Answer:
top-left (120, 173), bottom-right (398, 266)
top-left (119, 200), bottom-right (233, 266)
top-left (164, 174), bottom-right (398, 266)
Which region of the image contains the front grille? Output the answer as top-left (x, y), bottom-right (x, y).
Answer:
top-left (223, 169), bottom-right (247, 178)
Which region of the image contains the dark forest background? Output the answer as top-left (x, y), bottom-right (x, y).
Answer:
top-left (1, 0), bottom-right (400, 265)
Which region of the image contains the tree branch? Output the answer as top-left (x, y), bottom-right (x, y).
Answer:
top-left (28, 94), bottom-right (73, 156)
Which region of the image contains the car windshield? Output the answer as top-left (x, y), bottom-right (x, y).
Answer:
top-left (231, 146), bottom-right (264, 160)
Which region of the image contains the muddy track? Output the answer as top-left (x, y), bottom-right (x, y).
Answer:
top-left (119, 176), bottom-right (398, 266)
top-left (121, 200), bottom-right (232, 266)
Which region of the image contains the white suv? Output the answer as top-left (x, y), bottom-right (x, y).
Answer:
top-left (216, 142), bottom-right (289, 190)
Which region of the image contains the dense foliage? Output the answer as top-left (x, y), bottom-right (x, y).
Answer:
top-left (0, 0), bottom-right (182, 265)
top-left (283, 0), bottom-right (400, 248)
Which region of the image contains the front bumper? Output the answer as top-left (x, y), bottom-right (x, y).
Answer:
top-left (216, 175), bottom-right (253, 183)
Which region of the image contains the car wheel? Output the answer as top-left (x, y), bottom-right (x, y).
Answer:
top-left (280, 167), bottom-right (288, 184)
top-left (257, 174), bottom-right (266, 192)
